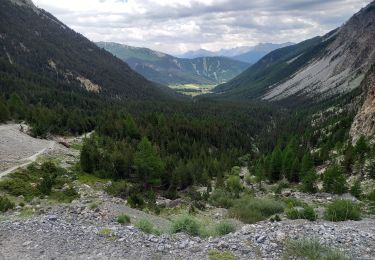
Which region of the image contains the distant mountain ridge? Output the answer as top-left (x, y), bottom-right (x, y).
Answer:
top-left (213, 1), bottom-right (375, 103)
top-left (97, 42), bottom-right (250, 86)
top-left (177, 42), bottom-right (294, 63)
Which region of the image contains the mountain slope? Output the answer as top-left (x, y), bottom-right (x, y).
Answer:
top-left (96, 42), bottom-right (249, 86)
top-left (213, 1), bottom-right (375, 102)
top-left (0, 0), bottom-right (172, 100)
top-left (212, 35), bottom-right (329, 99)
top-left (177, 43), bottom-right (293, 63)
top-left (232, 43), bottom-right (294, 63)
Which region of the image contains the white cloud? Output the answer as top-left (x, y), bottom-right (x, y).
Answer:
top-left (32, 0), bottom-right (372, 54)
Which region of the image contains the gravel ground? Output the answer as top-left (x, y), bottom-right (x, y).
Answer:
top-left (0, 124), bottom-right (54, 173)
top-left (0, 183), bottom-right (374, 260)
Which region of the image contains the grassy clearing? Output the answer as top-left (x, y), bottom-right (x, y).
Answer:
top-left (208, 250), bottom-right (237, 260)
top-left (168, 84), bottom-right (216, 97)
top-left (228, 196), bottom-right (285, 224)
top-left (284, 238), bottom-right (349, 260)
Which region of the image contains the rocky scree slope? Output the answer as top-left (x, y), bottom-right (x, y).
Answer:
top-left (1, 183), bottom-right (375, 260)
top-left (0, 0), bottom-right (172, 100)
top-left (97, 42), bottom-right (250, 86)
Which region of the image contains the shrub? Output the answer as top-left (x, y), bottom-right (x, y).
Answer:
top-left (273, 179), bottom-right (290, 194)
top-left (49, 187), bottom-right (79, 203)
top-left (323, 166), bottom-right (348, 194)
top-left (301, 169), bottom-right (318, 193)
top-left (117, 214), bottom-right (131, 225)
top-left (324, 200), bottom-right (361, 222)
top-left (225, 175), bottom-right (242, 198)
top-left (228, 197), bottom-right (284, 224)
top-left (136, 219), bottom-right (160, 235)
top-left (350, 180), bottom-right (362, 199)
top-left (172, 215), bottom-right (201, 236)
top-left (127, 193), bottom-right (145, 209)
top-left (286, 205), bottom-right (317, 221)
top-left (215, 221), bottom-right (236, 236)
top-left (368, 190), bottom-right (375, 201)
top-left (209, 189), bottom-right (234, 209)
top-left (105, 181), bottom-right (129, 198)
top-left (0, 196), bottom-right (15, 212)
top-left (284, 238), bottom-right (349, 260)
top-left (208, 250), bottom-right (237, 260)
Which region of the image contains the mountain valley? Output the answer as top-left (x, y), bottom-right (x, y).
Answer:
top-left (1, 0), bottom-right (375, 259)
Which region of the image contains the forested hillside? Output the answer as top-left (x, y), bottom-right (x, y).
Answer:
top-left (0, 0), bottom-right (172, 100)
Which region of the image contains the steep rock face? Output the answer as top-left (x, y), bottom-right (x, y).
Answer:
top-left (350, 67), bottom-right (375, 141)
top-left (263, 1), bottom-right (375, 101)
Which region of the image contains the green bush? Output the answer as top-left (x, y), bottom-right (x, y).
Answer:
top-left (171, 215), bottom-right (201, 236)
top-left (215, 221), bottom-right (236, 236)
top-left (350, 180), bottom-right (362, 199)
top-left (323, 166), bottom-right (348, 194)
top-left (284, 238), bottom-right (349, 260)
top-left (0, 196), bottom-right (15, 212)
top-left (209, 189), bottom-right (234, 209)
top-left (117, 214), bottom-right (131, 225)
top-left (286, 205), bottom-right (317, 221)
top-left (228, 197), bottom-right (284, 224)
top-left (324, 200), bottom-right (361, 222)
top-left (105, 181), bottom-right (129, 198)
top-left (301, 169), bottom-right (318, 193)
top-left (368, 190), bottom-right (375, 201)
top-left (273, 179), bottom-right (290, 194)
top-left (128, 193), bottom-right (145, 209)
top-left (136, 219), bottom-right (160, 235)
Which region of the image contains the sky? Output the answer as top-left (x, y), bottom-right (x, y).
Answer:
top-left (32, 0), bottom-right (372, 55)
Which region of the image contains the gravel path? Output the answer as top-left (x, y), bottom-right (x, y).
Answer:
top-left (0, 124), bottom-right (55, 177)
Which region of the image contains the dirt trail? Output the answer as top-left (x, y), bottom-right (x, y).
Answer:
top-left (0, 124), bottom-right (56, 178)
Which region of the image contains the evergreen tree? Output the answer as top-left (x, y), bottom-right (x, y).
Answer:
top-left (300, 153), bottom-right (314, 178)
top-left (323, 166), bottom-right (348, 194)
top-left (354, 136), bottom-right (369, 158)
top-left (350, 180), bottom-right (362, 199)
top-left (134, 137), bottom-right (164, 187)
top-left (0, 100), bottom-right (9, 123)
top-left (226, 175), bottom-right (242, 198)
top-left (80, 139), bottom-right (98, 174)
top-left (270, 147), bottom-right (283, 182)
top-left (301, 169), bottom-right (318, 193)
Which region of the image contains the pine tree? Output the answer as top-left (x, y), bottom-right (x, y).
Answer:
top-left (323, 166), bottom-right (348, 194)
top-left (80, 139), bottom-right (98, 174)
top-left (300, 153), bottom-right (314, 178)
top-left (301, 169), bottom-right (318, 193)
top-left (270, 147), bottom-right (283, 182)
top-left (134, 137), bottom-right (164, 187)
top-left (0, 100), bottom-right (9, 123)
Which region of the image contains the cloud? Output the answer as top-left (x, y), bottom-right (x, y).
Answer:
top-left (32, 0), bottom-right (372, 54)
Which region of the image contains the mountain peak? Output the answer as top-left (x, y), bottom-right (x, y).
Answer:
top-left (10, 0), bottom-right (36, 9)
